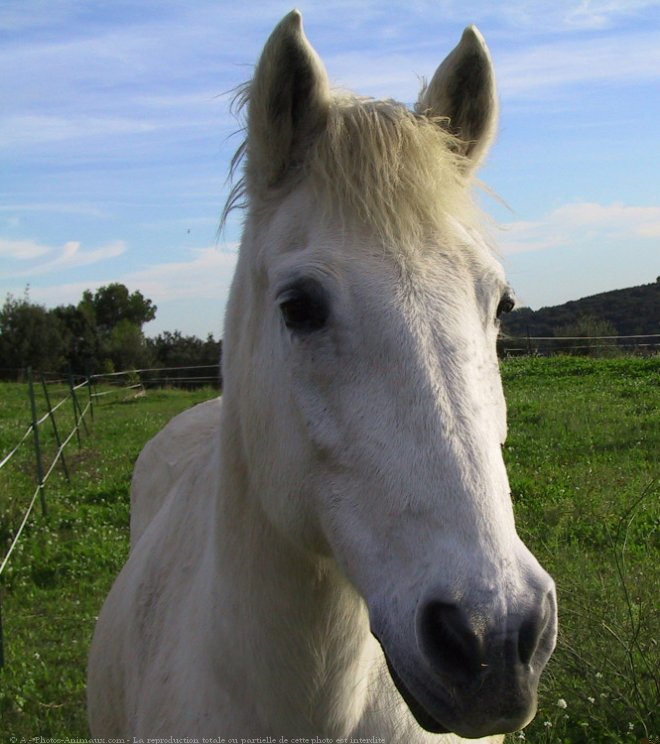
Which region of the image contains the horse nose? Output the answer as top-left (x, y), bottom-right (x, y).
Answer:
top-left (416, 589), bottom-right (556, 681)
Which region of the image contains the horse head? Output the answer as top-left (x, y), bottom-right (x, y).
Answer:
top-left (222, 11), bottom-right (557, 738)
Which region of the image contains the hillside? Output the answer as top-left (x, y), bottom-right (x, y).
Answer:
top-left (501, 280), bottom-right (660, 337)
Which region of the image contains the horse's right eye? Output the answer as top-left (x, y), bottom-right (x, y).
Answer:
top-left (496, 291), bottom-right (516, 320)
top-left (278, 280), bottom-right (329, 333)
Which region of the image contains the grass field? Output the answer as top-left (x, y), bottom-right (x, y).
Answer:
top-left (0, 357), bottom-right (657, 743)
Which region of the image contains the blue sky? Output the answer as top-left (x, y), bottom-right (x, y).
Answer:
top-left (2, 0), bottom-right (659, 338)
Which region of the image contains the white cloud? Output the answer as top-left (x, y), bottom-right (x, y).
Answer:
top-left (0, 115), bottom-right (160, 148)
top-left (122, 246), bottom-right (238, 302)
top-left (417, 0), bottom-right (660, 33)
top-left (0, 203), bottom-right (106, 217)
top-left (0, 238), bottom-right (50, 260)
top-left (497, 31), bottom-right (660, 99)
top-left (0, 238), bottom-right (127, 278)
top-left (561, 0), bottom-right (660, 30)
top-left (499, 201), bottom-right (660, 254)
top-left (319, 21), bottom-right (660, 106)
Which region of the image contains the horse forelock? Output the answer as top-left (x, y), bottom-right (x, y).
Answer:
top-left (223, 89), bottom-right (485, 253)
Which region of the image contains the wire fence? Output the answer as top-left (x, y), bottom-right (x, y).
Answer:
top-left (0, 363), bottom-right (220, 669)
top-left (0, 368), bottom-right (94, 668)
top-left (90, 363), bottom-right (221, 392)
top-left (498, 333), bottom-right (660, 357)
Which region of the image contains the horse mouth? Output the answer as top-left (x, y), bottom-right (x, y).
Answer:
top-left (376, 636), bottom-right (449, 734)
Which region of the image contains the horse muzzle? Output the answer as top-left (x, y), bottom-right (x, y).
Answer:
top-left (372, 580), bottom-right (558, 738)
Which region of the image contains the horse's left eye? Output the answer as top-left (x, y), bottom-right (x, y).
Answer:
top-left (278, 279), bottom-right (329, 333)
top-left (496, 293), bottom-right (515, 320)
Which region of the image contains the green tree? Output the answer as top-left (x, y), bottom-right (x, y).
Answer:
top-left (79, 283), bottom-right (157, 332)
top-left (105, 319), bottom-right (152, 372)
top-left (77, 283), bottom-right (157, 372)
top-left (0, 291), bottom-right (66, 375)
top-left (53, 303), bottom-right (100, 373)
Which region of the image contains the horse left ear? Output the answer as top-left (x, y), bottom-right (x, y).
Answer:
top-left (416, 26), bottom-right (498, 172)
top-left (247, 10), bottom-right (331, 193)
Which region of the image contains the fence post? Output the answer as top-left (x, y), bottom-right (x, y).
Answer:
top-left (70, 374), bottom-right (82, 449)
top-left (68, 374), bottom-right (89, 447)
top-left (40, 373), bottom-right (70, 482)
top-left (87, 375), bottom-right (94, 422)
top-left (27, 367), bottom-right (47, 517)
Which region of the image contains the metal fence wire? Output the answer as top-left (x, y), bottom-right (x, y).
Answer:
top-left (498, 332), bottom-right (660, 356)
top-left (0, 368), bottom-right (94, 667)
top-left (0, 363), bottom-right (221, 668)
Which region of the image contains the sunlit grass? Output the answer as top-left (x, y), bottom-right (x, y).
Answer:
top-left (501, 356), bottom-right (659, 743)
top-left (0, 357), bottom-right (658, 741)
top-left (0, 386), bottom-right (218, 736)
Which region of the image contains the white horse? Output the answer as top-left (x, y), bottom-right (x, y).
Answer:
top-left (88, 11), bottom-right (557, 743)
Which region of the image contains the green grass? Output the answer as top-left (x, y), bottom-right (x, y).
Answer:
top-left (501, 357), bottom-right (659, 744)
top-left (0, 358), bottom-right (658, 742)
top-left (0, 383), bottom-right (218, 737)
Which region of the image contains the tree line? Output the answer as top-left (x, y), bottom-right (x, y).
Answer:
top-left (0, 284), bottom-right (221, 380)
top-left (501, 279), bottom-right (659, 338)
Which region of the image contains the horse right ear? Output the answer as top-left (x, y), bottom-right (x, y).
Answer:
top-left (416, 25), bottom-right (498, 173)
top-left (247, 10), bottom-right (330, 193)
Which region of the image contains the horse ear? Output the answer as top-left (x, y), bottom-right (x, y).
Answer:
top-left (247, 10), bottom-right (330, 192)
top-left (416, 26), bottom-right (498, 172)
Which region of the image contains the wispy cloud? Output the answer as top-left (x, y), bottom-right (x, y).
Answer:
top-left (14, 243), bottom-right (238, 314)
top-left (0, 238), bottom-right (126, 278)
top-left (414, 0), bottom-right (660, 33)
top-left (0, 203), bottom-right (107, 217)
top-left (122, 246), bottom-right (238, 302)
top-left (0, 238), bottom-right (50, 260)
top-left (320, 18), bottom-right (660, 104)
top-left (500, 201), bottom-right (660, 254)
top-left (497, 31), bottom-right (660, 99)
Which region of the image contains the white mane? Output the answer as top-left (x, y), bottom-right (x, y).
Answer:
top-left (226, 93), bottom-right (480, 253)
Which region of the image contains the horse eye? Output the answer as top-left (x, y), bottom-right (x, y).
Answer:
top-left (278, 280), bottom-right (329, 333)
top-left (496, 293), bottom-right (515, 320)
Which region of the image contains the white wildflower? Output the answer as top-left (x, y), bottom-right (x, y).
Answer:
top-left (556, 698), bottom-right (568, 709)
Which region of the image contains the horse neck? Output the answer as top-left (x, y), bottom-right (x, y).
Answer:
top-left (213, 413), bottom-right (375, 735)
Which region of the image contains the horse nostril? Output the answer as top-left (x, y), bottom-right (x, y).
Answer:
top-left (418, 601), bottom-right (484, 676)
top-left (518, 590), bottom-right (554, 666)
top-left (518, 617), bottom-right (539, 666)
